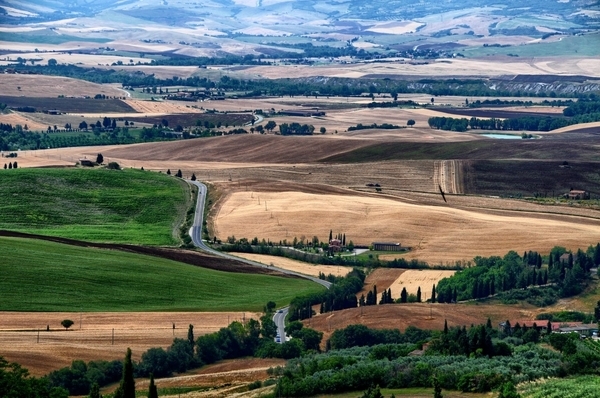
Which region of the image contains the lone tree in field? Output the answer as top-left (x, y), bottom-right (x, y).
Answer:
top-left (107, 162), bottom-right (121, 170)
top-left (191, 173), bottom-right (196, 181)
top-left (96, 153), bottom-right (104, 164)
top-left (61, 319), bottom-right (74, 330)
top-left (320, 127), bottom-right (326, 134)
top-left (176, 169), bottom-right (182, 178)
top-left (407, 119), bottom-right (415, 127)
top-left (114, 348), bottom-right (135, 398)
top-left (166, 169), bottom-right (171, 175)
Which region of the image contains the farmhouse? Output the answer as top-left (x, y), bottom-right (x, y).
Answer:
top-left (329, 239), bottom-right (342, 252)
top-left (373, 242), bottom-right (401, 251)
top-left (566, 190), bottom-right (590, 200)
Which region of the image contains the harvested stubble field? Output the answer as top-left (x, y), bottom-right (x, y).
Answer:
top-left (0, 74), bottom-right (125, 97)
top-left (0, 111), bottom-right (47, 131)
top-left (359, 268), bottom-right (456, 303)
top-left (134, 358), bottom-right (285, 397)
top-left (231, 253), bottom-right (352, 278)
top-left (213, 190), bottom-right (600, 264)
top-left (0, 312), bottom-right (259, 376)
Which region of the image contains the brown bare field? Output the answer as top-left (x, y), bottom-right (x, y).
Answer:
top-left (231, 253), bottom-right (352, 277)
top-left (302, 303), bottom-right (539, 344)
top-left (0, 111), bottom-right (47, 131)
top-left (0, 312), bottom-right (259, 376)
top-left (0, 74), bottom-right (125, 97)
top-left (359, 269), bottom-right (406, 297)
top-left (214, 190), bottom-right (600, 264)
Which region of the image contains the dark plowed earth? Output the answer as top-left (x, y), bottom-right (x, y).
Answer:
top-left (103, 134), bottom-right (373, 163)
top-left (0, 230), bottom-right (294, 277)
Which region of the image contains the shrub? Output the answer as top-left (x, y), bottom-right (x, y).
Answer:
top-left (106, 162), bottom-right (121, 170)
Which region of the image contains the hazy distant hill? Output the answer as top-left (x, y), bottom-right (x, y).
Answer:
top-left (1, 0), bottom-right (598, 57)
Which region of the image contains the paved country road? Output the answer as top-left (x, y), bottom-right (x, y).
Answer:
top-left (188, 180), bottom-right (331, 342)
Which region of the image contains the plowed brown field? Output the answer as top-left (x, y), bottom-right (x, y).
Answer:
top-left (302, 303), bottom-right (539, 345)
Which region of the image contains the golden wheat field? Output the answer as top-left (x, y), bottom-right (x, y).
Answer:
top-left (214, 191), bottom-right (600, 264)
top-left (0, 312), bottom-right (258, 375)
top-left (230, 253), bottom-right (352, 278)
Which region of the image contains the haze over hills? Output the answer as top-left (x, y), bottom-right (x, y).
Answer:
top-left (1, 0), bottom-right (599, 57)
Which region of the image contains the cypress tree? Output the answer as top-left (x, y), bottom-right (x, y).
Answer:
top-left (329, 229), bottom-right (332, 242)
top-left (594, 243), bottom-right (600, 266)
top-left (116, 348), bottom-right (135, 398)
top-left (537, 254), bottom-right (542, 269)
top-left (191, 173), bottom-right (196, 181)
top-left (387, 288), bottom-right (392, 303)
top-left (443, 319), bottom-right (448, 334)
top-left (187, 324), bottom-right (194, 349)
top-left (148, 374), bottom-right (158, 398)
top-left (8, 162), bottom-right (12, 169)
top-left (416, 286), bottom-right (421, 302)
top-left (431, 284), bottom-right (436, 303)
top-left (166, 169), bottom-right (171, 175)
top-left (89, 382), bottom-right (101, 398)
top-left (3, 163), bottom-right (6, 169)
top-left (400, 287), bottom-right (407, 303)
top-left (12, 161), bottom-right (17, 169)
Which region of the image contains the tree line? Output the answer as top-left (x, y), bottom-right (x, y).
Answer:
top-left (435, 245), bottom-right (599, 305)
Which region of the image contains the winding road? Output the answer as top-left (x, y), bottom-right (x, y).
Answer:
top-left (188, 181), bottom-right (331, 342)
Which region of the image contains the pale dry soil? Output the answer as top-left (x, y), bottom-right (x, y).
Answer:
top-left (0, 312), bottom-right (258, 376)
top-left (231, 253), bottom-right (352, 278)
top-left (234, 57), bottom-right (600, 79)
top-left (0, 74), bottom-right (125, 97)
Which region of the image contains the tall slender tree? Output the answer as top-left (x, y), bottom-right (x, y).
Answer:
top-left (416, 286), bottom-right (421, 302)
top-left (114, 348), bottom-right (135, 398)
top-left (148, 374), bottom-right (158, 398)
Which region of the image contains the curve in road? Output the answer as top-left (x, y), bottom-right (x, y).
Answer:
top-left (188, 180), bottom-right (331, 342)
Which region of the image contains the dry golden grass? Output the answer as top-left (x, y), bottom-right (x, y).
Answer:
top-left (0, 312), bottom-right (259, 376)
top-left (214, 190), bottom-right (600, 265)
top-left (235, 58), bottom-right (600, 79)
top-left (386, 270), bottom-right (457, 302)
top-left (359, 269), bottom-right (406, 297)
top-left (125, 99), bottom-right (205, 115)
top-left (0, 111), bottom-right (47, 131)
top-left (0, 74), bottom-right (125, 97)
top-left (231, 253), bottom-right (351, 278)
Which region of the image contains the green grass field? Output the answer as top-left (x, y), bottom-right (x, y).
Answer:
top-left (0, 237), bottom-right (325, 311)
top-left (520, 376), bottom-right (600, 398)
top-left (0, 168), bottom-right (189, 245)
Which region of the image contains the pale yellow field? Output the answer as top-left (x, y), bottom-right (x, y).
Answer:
top-left (0, 111), bottom-right (48, 131)
top-left (214, 191), bottom-right (600, 264)
top-left (235, 57), bottom-right (600, 79)
top-left (384, 270), bottom-right (457, 302)
top-left (0, 312), bottom-right (258, 376)
top-left (0, 74), bottom-right (125, 97)
top-left (231, 253), bottom-right (351, 277)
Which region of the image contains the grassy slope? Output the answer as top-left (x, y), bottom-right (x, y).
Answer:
top-left (0, 237), bottom-right (324, 311)
top-left (0, 168), bottom-right (188, 245)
